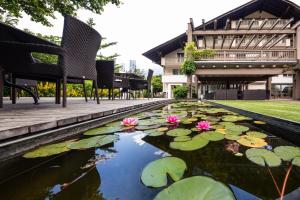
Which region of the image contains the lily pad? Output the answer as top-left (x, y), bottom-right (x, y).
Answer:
top-left (225, 134), bottom-right (241, 141)
top-left (226, 124), bottom-right (249, 133)
top-left (84, 126), bottom-right (121, 136)
top-left (274, 146), bottom-right (300, 167)
top-left (211, 124), bottom-right (225, 130)
top-left (135, 124), bottom-right (161, 130)
top-left (200, 131), bottom-right (224, 141)
top-left (222, 115), bottom-right (251, 122)
top-left (254, 121), bottom-right (266, 125)
top-left (191, 128), bottom-right (201, 132)
top-left (237, 135), bottom-right (267, 148)
top-left (170, 135), bottom-right (209, 151)
top-left (68, 135), bottom-right (118, 150)
top-left (167, 128), bottom-right (192, 137)
top-left (154, 176), bottom-right (236, 200)
top-left (246, 148), bottom-right (281, 167)
top-left (157, 127), bottom-right (169, 132)
top-left (246, 131), bottom-right (268, 139)
top-left (145, 129), bottom-right (165, 137)
top-left (174, 136), bottom-right (192, 142)
top-left (141, 157), bottom-right (187, 188)
top-left (105, 121), bottom-right (122, 127)
top-left (23, 140), bottom-right (75, 158)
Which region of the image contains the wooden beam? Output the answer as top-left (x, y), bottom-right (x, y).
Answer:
top-left (248, 19), bottom-right (256, 30)
top-left (192, 29), bottom-right (295, 36)
top-left (225, 19), bottom-right (230, 30)
top-left (190, 18), bottom-right (195, 30)
top-left (236, 19), bottom-right (242, 30)
top-left (291, 21), bottom-right (300, 29)
top-left (252, 34), bottom-right (266, 48)
top-left (281, 18), bottom-right (294, 30)
top-left (267, 34), bottom-right (287, 49)
top-left (260, 34), bottom-right (277, 48)
top-left (229, 36), bottom-right (235, 49)
top-left (259, 19), bottom-right (268, 30)
top-left (203, 36), bottom-right (206, 48)
top-left (270, 18), bottom-right (281, 30)
top-left (214, 20), bottom-right (218, 30)
top-left (244, 35), bottom-right (256, 48)
top-left (237, 35), bottom-right (246, 49)
top-left (220, 36), bottom-right (226, 49)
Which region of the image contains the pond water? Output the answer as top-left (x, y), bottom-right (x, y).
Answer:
top-left (0, 101), bottom-right (299, 200)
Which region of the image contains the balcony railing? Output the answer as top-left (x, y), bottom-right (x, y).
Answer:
top-left (196, 50), bottom-right (297, 63)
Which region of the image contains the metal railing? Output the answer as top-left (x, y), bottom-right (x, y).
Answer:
top-left (197, 50), bottom-right (296, 62)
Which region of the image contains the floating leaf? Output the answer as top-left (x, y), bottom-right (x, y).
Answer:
top-left (141, 157), bottom-right (187, 188)
top-left (105, 121), bottom-right (122, 127)
top-left (170, 135), bottom-right (209, 151)
top-left (201, 116), bottom-right (220, 122)
top-left (23, 140), bottom-right (75, 158)
top-left (222, 115), bottom-right (251, 122)
top-left (167, 128), bottom-right (192, 137)
top-left (157, 127), bottom-right (169, 132)
top-left (254, 121), bottom-right (266, 125)
top-left (145, 129), bottom-right (164, 137)
top-left (246, 148), bottom-right (281, 167)
top-left (174, 136), bottom-right (192, 142)
top-left (274, 146), bottom-right (300, 167)
top-left (237, 136), bottom-right (267, 148)
top-left (211, 124), bottom-right (225, 130)
top-left (68, 135), bottom-right (118, 150)
top-left (154, 176), bottom-right (236, 200)
top-left (200, 131), bottom-right (224, 141)
top-left (246, 131), bottom-right (267, 139)
top-left (216, 129), bottom-right (227, 135)
top-left (190, 128), bottom-right (201, 132)
top-left (226, 124), bottom-right (249, 133)
top-left (220, 122), bottom-right (235, 127)
top-left (235, 153), bottom-right (243, 157)
top-left (84, 126), bottom-right (121, 136)
top-left (135, 124), bottom-right (161, 130)
top-left (225, 134), bottom-right (241, 141)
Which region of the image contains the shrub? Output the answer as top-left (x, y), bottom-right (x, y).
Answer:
top-left (173, 85), bottom-right (188, 99)
top-left (181, 60), bottom-right (196, 75)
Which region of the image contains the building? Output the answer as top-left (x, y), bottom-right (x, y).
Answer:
top-left (143, 0), bottom-right (300, 100)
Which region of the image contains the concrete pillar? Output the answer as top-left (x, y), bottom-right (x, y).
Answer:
top-left (266, 77), bottom-right (272, 99)
top-left (293, 71), bottom-right (300, 100)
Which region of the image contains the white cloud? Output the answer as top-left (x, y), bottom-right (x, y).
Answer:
top-left (17, 0), bottom-right (300, 75)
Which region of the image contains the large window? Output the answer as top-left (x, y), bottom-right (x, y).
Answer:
top-left (177, 53), bottom-right (184, 63)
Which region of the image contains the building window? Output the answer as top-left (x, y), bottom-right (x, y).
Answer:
top-left (177, 53), bottom-right (184, 62)
top-left (172, 69), bottom-right (180, 75)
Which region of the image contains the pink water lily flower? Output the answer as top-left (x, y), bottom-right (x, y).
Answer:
top-left (121, 118), bottom-right (138, 127)
top-left (196, 121), bottom-right (211, 131)
top-left (166, 115), bottom-right (180, 124)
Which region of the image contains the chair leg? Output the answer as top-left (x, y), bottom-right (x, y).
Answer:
top-left (62, 76), bottom-right (67, 107)
top-left (56, 79), bottom-right (61, 104)
top-left (112, 89), bottom-right (115, 100)
top-left (34, 86), bottom-right (40, 100)
top-left (94, 79), bottom-right (100, 104)
top-left (0, 70), bottom-right (3, 108)
top-left (90, 81), bottom-right (94, 99)
top-left (11, 77), bottom-right (16, 104)
top-left (82, 80), bottom-right (88, 102)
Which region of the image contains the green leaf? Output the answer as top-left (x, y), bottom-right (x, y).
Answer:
top-left (225, 134), bottom-right (241, 141)
top-left (200, 131), bottom-right (224, 141)
top-left (222, 115), bottom-right (251, 122)
top-left (274, 146), bottom-right (300, 167)
top-left (154, 176), bottom-right (236, 200)
top-left (141, 157), bottom-right (187, 188)
top-left (135, 124), bottom-right (161, 130)
top-left (246, 148), bottom-right (281, 167)
top-left (145, 129), bottom-right (164, 137)
top-left (226, 124), bottom-right (249, 133)
top-left (237, 135), bottom-right (267, 148)
top-left (68, 135), bottom-right (118, 150)
top-left (246, 131), bottom-right (268, 139)
top-left (170, 135), bottom-right (209, 151)
top-left (84, 126), bottom-right (121, 136)
top-left (23, 140), bottom-right (75, 158)
top-left (174, 136), bottom-right (192, 142)
top-left (167, 128), bottom-right (192, 137)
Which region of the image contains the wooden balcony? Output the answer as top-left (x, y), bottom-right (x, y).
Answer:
top-left (195, 50), bottom-right (297, 65)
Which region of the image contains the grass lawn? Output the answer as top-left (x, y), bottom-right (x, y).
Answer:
top-left (214, 100), bottom-right (300, 123)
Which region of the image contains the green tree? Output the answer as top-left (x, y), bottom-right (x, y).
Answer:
top-left (152, 75), bottom-right (162, 94)
top-left (0, 0), bottom-right (122, 26)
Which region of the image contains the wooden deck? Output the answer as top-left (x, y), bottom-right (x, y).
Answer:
top-left (0, 97), bottom-right (171, 141)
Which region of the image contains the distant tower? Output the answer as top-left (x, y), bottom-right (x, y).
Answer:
top-left (129, 60), bottom-right (137, 73)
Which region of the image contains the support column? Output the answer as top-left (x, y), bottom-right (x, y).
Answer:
top-left (293, 71), bottom-right (300, 100)
top-left (266, 77), bottom-right (272, 99)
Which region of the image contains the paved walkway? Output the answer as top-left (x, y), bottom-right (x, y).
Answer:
top-left (0, 97), bottom-right (170, 141)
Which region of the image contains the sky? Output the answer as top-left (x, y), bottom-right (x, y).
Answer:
top-left (17, 0), bottom-right (300, 75)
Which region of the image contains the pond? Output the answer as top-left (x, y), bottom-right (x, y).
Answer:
top-left (0, 101), bottom-right (299, 200)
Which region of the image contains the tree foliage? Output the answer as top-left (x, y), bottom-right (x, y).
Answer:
top-left (0, 0), bottom-right (122, 26)
top-left (173, 85), bottom-right (188, 99)
top-left (152, 75), bottom-right (162, 94)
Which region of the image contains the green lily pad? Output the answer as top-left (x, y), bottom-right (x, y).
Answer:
top-left (145, 129), bottom-right (164, 137)
top-left (154, 176), bottom-right (236, 200)
top-left (135, 124), bottom-right (161, 130)
top-left (174, 136), bottom-right (192, 142)
top-left (191, 128), bottom-right (201, 132)
top-left (68, 135), bottom-right (118, 150)
top-left (274, 146), bottom-right (300, 167)
top-left (23, 140), bottom-right (75, 158)
top-left (211, 124), bottom-right (225, 130)
top-left (141, 157), bottom-right (187, 188)
top-left (226, 125), bottom-right (249, 133)
top-left (225, 134), bottom-right (241, 141)
top-left (222, 115), bottom-right (251, 122)
top-left (84, 126), bottom-right (121, 136)
top-left (246, 131), bottom-right (268, 139)
top-left (170, 135), bottom-right (209, 151)
top-left (200, 131), bottom-right (224, 141)
top-left (201, 116), bottom-right (220, 122)
top-left (246, 148), bottom-right (281, 167)
top-left (167, 128), bottom-right (192, 137)
top-left (105, 121), bottom-right (122, 127)
top-left (237, 135), bottom-right (267, 148)
top-left (181, 120), bottom-right (193, 125)
top-left (220, 122), bottom-right (236, 127)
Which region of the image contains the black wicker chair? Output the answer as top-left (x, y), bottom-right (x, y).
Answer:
top-left (0, 14), bottom-right (101, 107)
top-left (91, 60), bottom-right (129, 100)
top-left (129, 69), bottom-right (153, 99)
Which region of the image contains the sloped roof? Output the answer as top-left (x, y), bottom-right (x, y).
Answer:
top-left (143, 0), bottom-right (300, 64)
